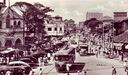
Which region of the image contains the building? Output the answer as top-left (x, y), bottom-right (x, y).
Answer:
top-left (44, 16), bottom-right (64, 36)
top-left (0, 2), bottom-right (65, 49)
top-left (113, 12), bottom-right (127, 22)
top-left (102, 16), bottom-right (113, 27)
top-left (0, 6), bottom-right (24, 48)
top-left (86, 12), bottom-right (103, 20)
top-left (45, 23), bottom-right (64, 36)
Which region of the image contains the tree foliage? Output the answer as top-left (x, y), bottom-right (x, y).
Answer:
top-left (12, 2), bottom-right (53, 34)
top-left (12, 2), bottom-right (54, 50)
top-left (84, 18), bottom-right (102, 34)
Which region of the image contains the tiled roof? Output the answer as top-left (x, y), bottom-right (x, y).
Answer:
top-left (0, 6), bottom-right (23, 19)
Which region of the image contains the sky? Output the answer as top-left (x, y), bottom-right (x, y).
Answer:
top-left (4, 0), bottom-right (128, 23)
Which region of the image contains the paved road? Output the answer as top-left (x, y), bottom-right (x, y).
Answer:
top-left (75, 52), bottom-right (127, 75)
top-left (30, 52), bottom-right (127, 75)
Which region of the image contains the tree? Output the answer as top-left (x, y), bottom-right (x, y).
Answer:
top-left (84, 18), bottom-right (102, 34)
top-left (13, 2), bottom-right (53, 34)
top-left (12, 2), bottom-right (53, 50)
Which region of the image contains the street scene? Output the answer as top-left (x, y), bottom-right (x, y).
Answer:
top-left (1, 0), bottom-right (128, 75)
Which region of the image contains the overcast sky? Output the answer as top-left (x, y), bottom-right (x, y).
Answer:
top-left (5, 0), bottom-right (128, 23)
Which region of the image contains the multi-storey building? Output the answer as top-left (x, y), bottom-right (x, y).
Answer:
top-left (86, 12), bottom-right (103, 20)
top-left (0, 6), bottom-right (24, 49)
top-left (44, 16), bottom-right (64, 36)
top-left (0, 5), bottom-right (65, 49)
top-left (113, 12), bottom-right (127, 22)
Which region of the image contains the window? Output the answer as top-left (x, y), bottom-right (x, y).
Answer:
top-left (0, 21), bottom-right (2, 29)
top-left (54, 27), bottom-right (57, 31)
top-left (17, 21), bottom-right (21, 28)
top-left (48, 27), bottom-right (52, 31)
top-left (14, 21), bottom-right (16, 26)
top-left (6, 15), bottom-right (10, 28)
top-left (60, 27), bottom-right (62, 31)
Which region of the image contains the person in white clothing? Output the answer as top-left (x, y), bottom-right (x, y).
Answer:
top-left (5, 70), bottom-right (12, 75)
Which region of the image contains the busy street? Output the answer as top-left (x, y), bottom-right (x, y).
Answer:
top-left (1, 0), bottom-right (128, 75)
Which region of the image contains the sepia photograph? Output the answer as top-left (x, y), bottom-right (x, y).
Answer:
top-left (0, 0), bottom-right (128, 75)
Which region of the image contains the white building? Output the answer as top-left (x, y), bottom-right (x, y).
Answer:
top-left (86, 12), bottom-right (103, 20)
top-left (45, 23), bottom-right (64, 36)
top-left (44, 16), bottom-right (65, 36)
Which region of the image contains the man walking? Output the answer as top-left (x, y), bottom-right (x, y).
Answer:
top-left (112, 66), bottom-right (117, 75)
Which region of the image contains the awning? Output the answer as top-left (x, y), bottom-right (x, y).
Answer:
top-left (114, 30), bottom-right (128, 43)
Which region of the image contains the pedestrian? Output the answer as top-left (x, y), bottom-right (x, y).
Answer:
top-left (39, 68), bottom-right (43, 75)
top-left (112, 66), bottom-right (117, 75)
top-left (84, 70), bottom-right (87, 75)
top-left (5, 70), bottom-right (12, 75)
top-left (121, 52), bottom-right (124, 61)
top-left (29, 71), bottom-right (35, 75)
top-left (95, 49), bottom-right (98, 58)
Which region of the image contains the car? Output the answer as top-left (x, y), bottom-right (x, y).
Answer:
top-left (8, 61), bottom-right (32, 75)
top-left (19, 58), bottom-right (39, 68)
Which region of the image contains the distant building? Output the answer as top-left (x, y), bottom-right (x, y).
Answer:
top-left (86, 12), bottom-right (103, 20)
top-left (44, 16), bottom-right (64, 36)
top-left (45, 23), bottom-right (64, 36)
top-left (102, 16), bottom-right (113, 26)
top-left (113, 12), bottom-right (127, 22)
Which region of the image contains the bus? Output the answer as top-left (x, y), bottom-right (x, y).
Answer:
top-left (54, 47), bottom-right (75, 62)
top-left (54, 47), bottom-right (85, 73)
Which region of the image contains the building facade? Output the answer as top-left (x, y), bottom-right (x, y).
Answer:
top-left (0, 7), bottom-right (24, 48)
top-left (86, 12), bottom-right (103, 20)
top-left (44, 16), bottom-right (64, 36)
top-left (113, 12), bottom-right (127, 22)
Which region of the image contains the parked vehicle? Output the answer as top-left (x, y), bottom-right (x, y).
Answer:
top-left (19, 58), bottom-right (39, 68)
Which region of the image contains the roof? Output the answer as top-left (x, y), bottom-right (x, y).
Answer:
top-left (114, 30), bottom-right (128, 43)
top-left (1, 6), bottom-right (23, 18)
top-left (55, 47), bottom-right (75, 55)
top-left (11, 6), bottom-right (23, 16)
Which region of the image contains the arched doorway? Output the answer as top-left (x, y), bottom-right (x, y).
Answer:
top-left (15, 39), bottom-right (22, 48)
top-left (5, 40), bottom-right (12, 47)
